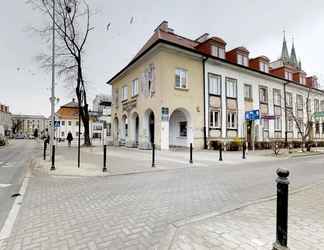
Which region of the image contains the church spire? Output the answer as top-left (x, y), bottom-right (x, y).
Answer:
top-left (280, 30), bottom-right (289, 64)
top-left (290, 36), bottom-right (298, 67)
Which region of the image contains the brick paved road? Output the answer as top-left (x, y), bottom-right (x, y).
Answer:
top-left (1, 152), bottom-right (324, 249)
top-left (170, 182), bottom-right (324, 250)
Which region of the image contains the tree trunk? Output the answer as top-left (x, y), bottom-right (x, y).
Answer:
top-left (81, 103), bottom-right (91, 146)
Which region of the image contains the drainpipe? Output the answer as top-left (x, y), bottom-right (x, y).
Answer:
top-left (203, 57), bottom-right (208, 149)
top-left (284, 81), bottom-right (288, 147)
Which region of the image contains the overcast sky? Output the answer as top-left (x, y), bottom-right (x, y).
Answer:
top-left (0, 0), bottom-right (323, 116)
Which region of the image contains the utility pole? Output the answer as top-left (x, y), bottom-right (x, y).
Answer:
top-left (50, 0), bottom-right (56, 170)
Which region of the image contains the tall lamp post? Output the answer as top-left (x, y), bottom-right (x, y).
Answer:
top-left (78, 89), bottom-right (83, 168)
top-left (50, 0), bottom-right (56, 170)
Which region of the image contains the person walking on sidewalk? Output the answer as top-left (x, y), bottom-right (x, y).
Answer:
top-left (67, 131), bottom-right (73, 147)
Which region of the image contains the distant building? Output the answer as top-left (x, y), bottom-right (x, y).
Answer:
top-left (92, 95), bottom-right (112, 142)
top-left (11, 114), bottom-right (49, 136)
top-left (0, 103), bottom-right (11, 137)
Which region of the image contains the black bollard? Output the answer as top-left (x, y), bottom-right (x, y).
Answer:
top-left (50, 145), bottom-right (56, 171)
top-left (219, 143), bottom-right (223, 161)
top-left (273, 168), bottom-right (290, 250)
top-left (189, 143), bottom-right (193, 164)
top-left (103, 145), bottom-right (107, 172)
top-left (242, 141), bottom-right (246, 159)
top-left (152, 143), bottom-right (155, 167)
top-left (43, 141), bottom-right (47, 160)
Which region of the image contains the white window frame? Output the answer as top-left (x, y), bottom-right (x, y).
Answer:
top-left (122, 85), bottom-right (128, 101)
top-left (208, 74), bottom-right (221, 95)
top-left (314, 99), bottom-right (320, 112)
top-left (209, 110), bottom-right (221, 128)
top-left (131, 79), bottom-right (139, 97)
top-left (244, 84), bottom-right (252, 100)
top-left (211, 46), bottom-right (225, 59)
top-left (286, 92), bottom-right (293, 107)
top-left (237, 54), bottom-right (248, 66)
top-left (285, 71), bottom-right (293, 81)
top-left (259, 87), bottom-right (268, 103)
top-left (227, 111), bottom-right (237, 129)
top-left (226, 78), bottom-right (237, 98)
top-left (273, 89), bottom-right (281, 106)
top-left (259, 61), bottom-right (269, 73)
top-left (175, 68), bottom-right (187, 89)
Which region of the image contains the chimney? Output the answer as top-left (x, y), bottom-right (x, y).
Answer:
top-left (195, 33), bottom-right (209, 43)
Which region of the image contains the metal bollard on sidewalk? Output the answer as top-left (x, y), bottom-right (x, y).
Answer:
top-left (242, 141), bottom-right (246, 159)
top-left (219, 143), bottom-right (223, 161)
top-left (103, 145), bottom-right (107, 172)
top-left (50, 145), bottom-right (56, 171)
top-left (152, 143), bottom-right (155, 167)
top-left (189, 143), bottom-right (193, 164)
top-left (273, 168), bottom-right (290, 250)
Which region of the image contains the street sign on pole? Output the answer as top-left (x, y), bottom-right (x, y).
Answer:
top-left (54, 121), bottom-right (60, 128)
top-left (245, 110), bottom-right (260, 121)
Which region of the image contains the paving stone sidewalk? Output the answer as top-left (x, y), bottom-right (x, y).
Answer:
top-left (168, 182), bottom-right (324, 250)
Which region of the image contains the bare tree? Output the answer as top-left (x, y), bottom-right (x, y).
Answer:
top-left (12, 119), bottom-right (23, 134)
top-left (286, 87), bottom-right (313, 151)
top-left (27, 0), bottom-right (94, 146)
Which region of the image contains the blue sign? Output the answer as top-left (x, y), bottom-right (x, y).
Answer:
top-left (54, 121), bottom-right (60, 128)
top-left (245, 110), bottom-right (260, 121)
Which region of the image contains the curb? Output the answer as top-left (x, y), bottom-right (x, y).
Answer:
top-left (157, 178), bottom-right (324, 250)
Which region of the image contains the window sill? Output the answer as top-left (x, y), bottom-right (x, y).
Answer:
top-left (260, 101), bottom-right (268, 105)
top-left (209, 127), bottom-right (221, 130)
top-left (131, 95), bottom-right (138, 99)
top-left (244, 98), bottom-right (253, 102)
top-left (226, 96), bottom-right (237, 100)
top-left (226, 128), bottom-right (238, 131)
top-left (175, 87), bottom-right (189, 91)
top-left (209, 93), bottom-right (221, 97)
top-left (176, 136), bottom-right (188, 139)
top-left (121, 99), bottom-right (128, 103)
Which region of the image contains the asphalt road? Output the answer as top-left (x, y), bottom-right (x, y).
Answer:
top-left (0, 140), bottom-right (38, 231)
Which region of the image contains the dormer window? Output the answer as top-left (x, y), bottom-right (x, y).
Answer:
top-left (237, 54), bottom-right (248, 66)
top-left (259, 61), bottom-right (269, 73)
top-left (211, 45), bottom-right (225, 59)
top-left (300, 76), bottom-right (306, 85)
top-left (285, 71), bottom-right (293, 81)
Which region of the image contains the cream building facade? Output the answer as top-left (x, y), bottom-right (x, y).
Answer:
top-left (107, 21), bottom-right (324, 150)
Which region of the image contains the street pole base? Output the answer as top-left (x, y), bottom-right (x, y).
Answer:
top-left (102, 167), bottom-right (107, 172)
top-left (273, 242), bottom-right (289, 250)
top-left (189, 160), bottom-right (193, 164)
top-left (50, 166), bottom-right (56, 171)
top-left (152, 164), bottom-right (155, 168)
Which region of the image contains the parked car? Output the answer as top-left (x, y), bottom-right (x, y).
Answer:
top-left (15, 134), bottom-right (25, 139)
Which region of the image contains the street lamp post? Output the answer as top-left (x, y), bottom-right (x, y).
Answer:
top-left (78, 89), bottom-right (83, 168)
top-left (50, 0), bottom-right (56, 170)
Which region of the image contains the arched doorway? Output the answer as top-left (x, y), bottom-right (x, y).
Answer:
top-left (113, 117), bottom-right (119, 145)
top-left (121, 114), bottom-right (128, 145)
top-left (169, 108), bottom-right (192, 148)
top-left (130, 112), bottom-right (140, 147)
top-left (144, 109), bottom-right (155, 147)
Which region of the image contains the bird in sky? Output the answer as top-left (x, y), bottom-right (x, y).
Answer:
top-left (17, 67), bottom-right (20, 71)
top-left (106, 22), bottom-right (111, 31)
top-left (130, 16), bottom-right (135, 24)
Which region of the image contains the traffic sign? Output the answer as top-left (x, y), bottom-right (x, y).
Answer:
top-left (245, 110), bottom-right (260, 121)
top-left (54, 121), bottom-right (60, 128)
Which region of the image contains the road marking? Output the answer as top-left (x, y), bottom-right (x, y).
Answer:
top-left (0, 184), bottom-right (11, 188)
top-left (0, 170), bottom-right (31, 242)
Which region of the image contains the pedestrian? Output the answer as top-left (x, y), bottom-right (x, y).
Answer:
top-left (67, 131), bottom-right (73, 147)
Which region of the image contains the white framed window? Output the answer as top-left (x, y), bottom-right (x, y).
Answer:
top-left (175, 68), bottom-right (187, 89)
top-left (287, 115), bottom-right (293, 132)
top-left (273, 89), bottom-right (281, 106)
top-left (122, 85), bottom-right (128, 101)
top-left (211, 46), bottom-right (225, 59)
top-left (285, 71), bottom-right (293, 81)
top-left (300, 76), bottom-right (306, 85)
top-left (131, 79), bottom-right (139, 97)
top-left (237, 54), bottom-right (248, 66)
top-left (320, 100), bottom-right (324, 112)
top-left (274, 107), bottom-right (282, 131)
top-left (68, 121), bottom-right (72, 126)
top-left (296, 95), bottom-right (303, 110)
top-left (226, 78), bottom-right (237, 98)
top-left (261, 119), bottom-right (269, 130)
top-left (244, 84), bottom-right (252, 100)
top-left (286, 92), bottom-right (292, 107)
top-left (314, 99), bottom-right (320, 112)
top-left (227, 111), bottom-right (237, 129)
top-left (209, 110), bottom-right (220, 128)
top-left (259, 61), bottom-right (269, 73)
top-left (208, 74), bottom-right (221, 95)
top-left (259, 87), bottom-right (268, 103)
top-left (61, 121), bottom-right (65, 126)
